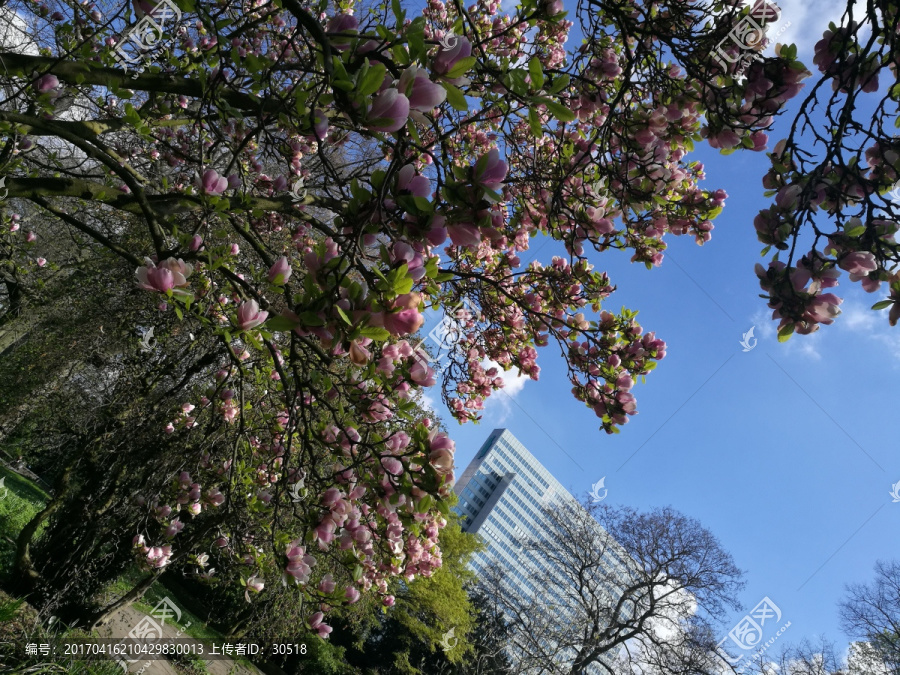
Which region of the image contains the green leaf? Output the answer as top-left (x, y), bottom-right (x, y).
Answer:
top-left (265, 314), bottom-right (300, 331)
top-left (528, 108), bottom-right (542, 137)
top-left (443, 83), bottom-right (467, 111)
top-left (335, 305), bottom-right (352, 325)
top-left (777, 323), bottom-right (794, 342)
top-left (406, 17), bottom-right (427, 62)
top-left (300, 311), bottom-right (326, 326)
top-left (528, 57), bottom-right (544, 90)
top-left (359, 326), bottom-right (391, 340)
top-left (872, 300), bottom-right (893, 310)
top-left (358, 63), bottom-right (387, 97)
top-left (506, 69), bottom-right (529, 96)
top-left (393, 275), bottom-right (414, 295)
top-left (547, 74), bottom-right (570, 94)
top-left (123, 103), bottom-right (141, 127)
top-left (845, 224), bottom-right (866, 237)
top-left (445, 56), bottom-right (477, 80)
top-left (540, 98), bottom-right (575, 122)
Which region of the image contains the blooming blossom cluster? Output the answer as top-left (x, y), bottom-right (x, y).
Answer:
top-left (0, 0), bottom-right (820, 634)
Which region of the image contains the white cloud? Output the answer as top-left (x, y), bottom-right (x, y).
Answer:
top-left (837, 297), bottom-right (900, 361)
top-left (418, 391), bottom-right (439, 413)
top-left (494, 362), bottom-right (528, 397)
top-left (768, 0), bottom-right (847, 58)
top-left (481, 360), bottom-right (528, 423)
top-left (748, 306), bottom-right (822, 359)
top-left (784, 332), bottom-right (823, 360)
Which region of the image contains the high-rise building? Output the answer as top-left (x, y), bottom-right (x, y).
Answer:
top-left (454, 428), bottom-right (575, 587)
top-left (453, 429), bottom-right (631, 673)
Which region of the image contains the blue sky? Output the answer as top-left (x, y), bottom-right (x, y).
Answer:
top-left (424, 0), bottom-right (899, 659)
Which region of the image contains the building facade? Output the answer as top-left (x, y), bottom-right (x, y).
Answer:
top-left (453, 429), bottom-right (631, 673)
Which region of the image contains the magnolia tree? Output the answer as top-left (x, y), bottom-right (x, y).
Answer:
top-left (0, 0), bottom-right (809, 629)
top-left (754, 3), bottom-right (900, 339)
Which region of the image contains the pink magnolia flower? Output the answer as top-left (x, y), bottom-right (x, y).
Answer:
top-left (36, 257), bottom-right (47, 267)
top-left (206, 489), bottom-right (225, 507)
top-left (399, 66), bottom-right (447, 112)
top-left (236, 299), bottom-right (268, 330)
top-left (409, 359), bottom-right (436, 387)
top-left (429, 432), bottom-right (455, 474)
top-left (345, 585), bottom-right (361, 603)
top-left (318, 574), bottom-right (337, 593)
top-left (198, 169), bottom-right (228, 195)
top-left (366, 89), bottom-right (410, 132)
top-left (382, 456), bottom-right (404, 475)
top-left (349, 340), bottom-right (371, 365)
top-left (326, 13), bottom-right (358, 51)
top-left (475, 149), bottom-right (508, 192)
top-left (838, 251), bottom-right (877, 276)
top-left (26, 231), bottom-right (36, 242)
top-left (396, 165), bottom-right (431, 198)
top-left (447, 222), bottom-right (482, 248)
top-left (267, 256), bottom-right (292, 285)
top-left (384, 308), bottom-right (424, 336)
top-left (165, 518), bottom-right (184, 537)
top-left (135, 258), bottom-right (193, 292)
top-left (34, 74), bottom-right (59, 95)
top-left (433, 36), bottom-right (472, 77)
top-left (133, 0), bottom-right (155, 15)
top-left (312, 108), bottom-right (329, 140)
top-left (246, 575), bottom-right (264, 593)
top-left (308, 611), bottom-right (333, 638)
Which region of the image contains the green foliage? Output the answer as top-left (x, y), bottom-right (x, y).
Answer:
top-left (0, 466), bottom-right (47, 581)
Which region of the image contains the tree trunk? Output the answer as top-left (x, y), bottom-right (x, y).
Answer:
top-left (89, 570), bottom-right (161, 630)
top-left (14, 457), bottom-right (76, 588)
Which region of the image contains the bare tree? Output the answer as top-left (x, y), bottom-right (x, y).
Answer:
top-left (735, 636), bottom-right (896, 675)
top-left (839, 560), bottom-right (900, 674)
top-left (478, 499), bottom-right (744, 675)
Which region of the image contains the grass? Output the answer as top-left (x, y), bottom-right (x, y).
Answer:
top-left (0, 590), bottom-right (122, 674)
top-left (0, 465), bottom-right (48, 582)
top-left (0, 470), bottom-right (253, 673)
